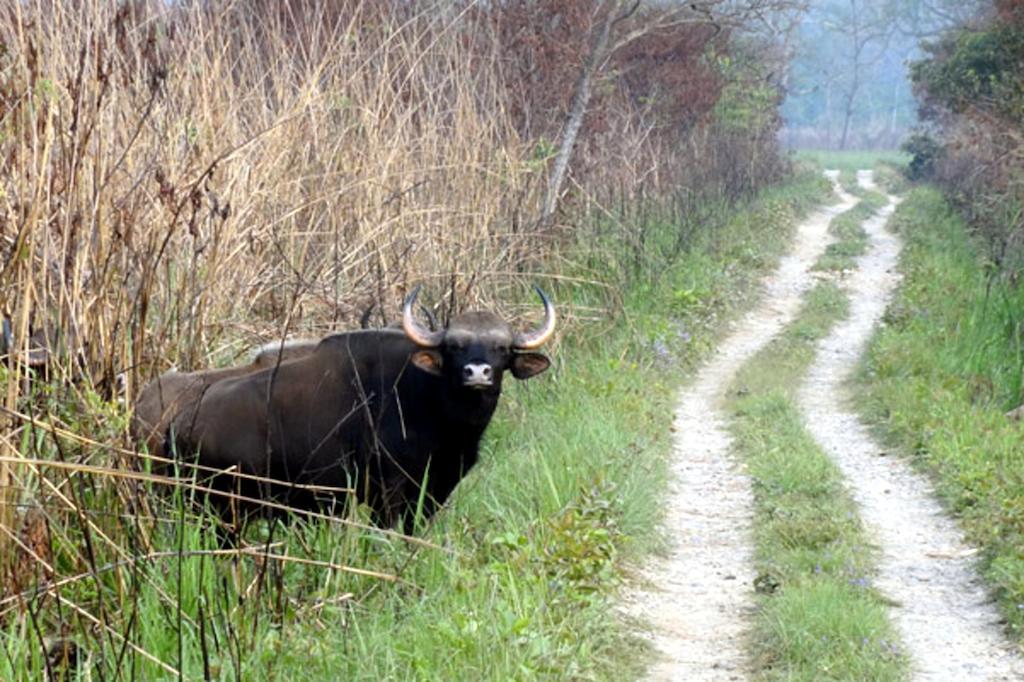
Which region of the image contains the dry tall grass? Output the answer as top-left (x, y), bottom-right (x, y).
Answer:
top-left (3, 1), bottom-right (556, 388)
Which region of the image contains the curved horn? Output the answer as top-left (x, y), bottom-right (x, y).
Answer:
top-left (513, 285), bottom-right (557, 350)
top-left (402, 285), bottom-right (444, 347)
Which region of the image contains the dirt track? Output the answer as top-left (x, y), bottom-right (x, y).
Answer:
top-left (624, 172), bottom-right (858, 680)
top-left (627, 170), bottom-right (1024, 680)
top-left (798, 171), bottom-right (1024, 680)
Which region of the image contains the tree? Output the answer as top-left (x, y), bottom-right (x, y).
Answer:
top-left (840, 0), bottom-right (900, 148)
top-left (781, 0), bottom-right (986, 149)
top-left (534, 0), bottom-right (807, 223)
top-left (887, 0), bottom-right (988, 39)
top-left (542, 1), bottom-right (638, 227)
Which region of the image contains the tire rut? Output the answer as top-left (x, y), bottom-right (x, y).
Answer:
top-left (624, 172), bottom-right (860, 680)
top-left (798, 170), bottom-right (1024, 680)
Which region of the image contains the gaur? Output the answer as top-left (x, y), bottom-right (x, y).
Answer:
top-left (131, 286), bottom-right (556, 533)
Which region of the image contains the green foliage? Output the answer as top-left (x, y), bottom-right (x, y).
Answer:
top-left (713, 51), bottom-right (781, 134)
top-left (901, 132), bottom-right (944, 181)
top-left (857, 187), bottom-right (1024, 642)
top-left (912, 23), bottom-right (1024, 121)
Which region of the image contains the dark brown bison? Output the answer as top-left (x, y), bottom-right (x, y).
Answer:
top-left (132, 302), bottom-right (442, 457)
top-left (131, 287), bottom-right (556, 532)
top-left (131, 338), bottom-right (319, 457)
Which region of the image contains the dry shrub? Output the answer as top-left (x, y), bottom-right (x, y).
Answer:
top-left (477, 2), bottom-right (749, 206)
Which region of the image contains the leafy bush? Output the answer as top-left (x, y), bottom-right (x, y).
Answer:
top-left (908, 2), bottom-right (1024, 275)
top-left (911, 20), bottom-right (1024, 122)
top-left (901, 132), bottom-right (944, 181)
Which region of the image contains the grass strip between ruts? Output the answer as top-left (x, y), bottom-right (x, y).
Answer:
top-left (726, 188), bottom-right (909, 681)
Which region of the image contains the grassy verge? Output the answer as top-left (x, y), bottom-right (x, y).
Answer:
top-left (855, 186), bottom-right (1024, 643)
top-left (0, 172), bottom-right (830, 679)
top-left (726, 197), bottom-right (908, 680)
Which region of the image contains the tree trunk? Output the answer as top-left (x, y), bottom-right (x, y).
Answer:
top-left (541, 2), bottom-right (617, 228)
top-left (840, 98), bottom-right (854, 149)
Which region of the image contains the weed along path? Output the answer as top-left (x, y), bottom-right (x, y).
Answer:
top-left (625, 172), bottom-right (860, 680)
top-left (799, 170), bottom-right (1024, 679)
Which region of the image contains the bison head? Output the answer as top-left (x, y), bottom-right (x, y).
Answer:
top-left (401, 286), bottom-right (555, 392)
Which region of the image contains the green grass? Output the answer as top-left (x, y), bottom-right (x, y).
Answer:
top-left (794, 150), bottom-right (909, 195)
top-left (793, 149), bottom-right (910, 174)
top-left (726, 203), bottom-right (908, 680)
top-left (855, 186), bottom-right (1024, 643)
top-left (814, 190), bottom-right (888, 272)
top-left (0, 172), bottom-right (831, 679)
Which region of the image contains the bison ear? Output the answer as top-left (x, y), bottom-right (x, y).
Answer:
top-left (411, 350), bottom-right (443, 376)
top-left (511, 352), bottom-right (550, 380)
